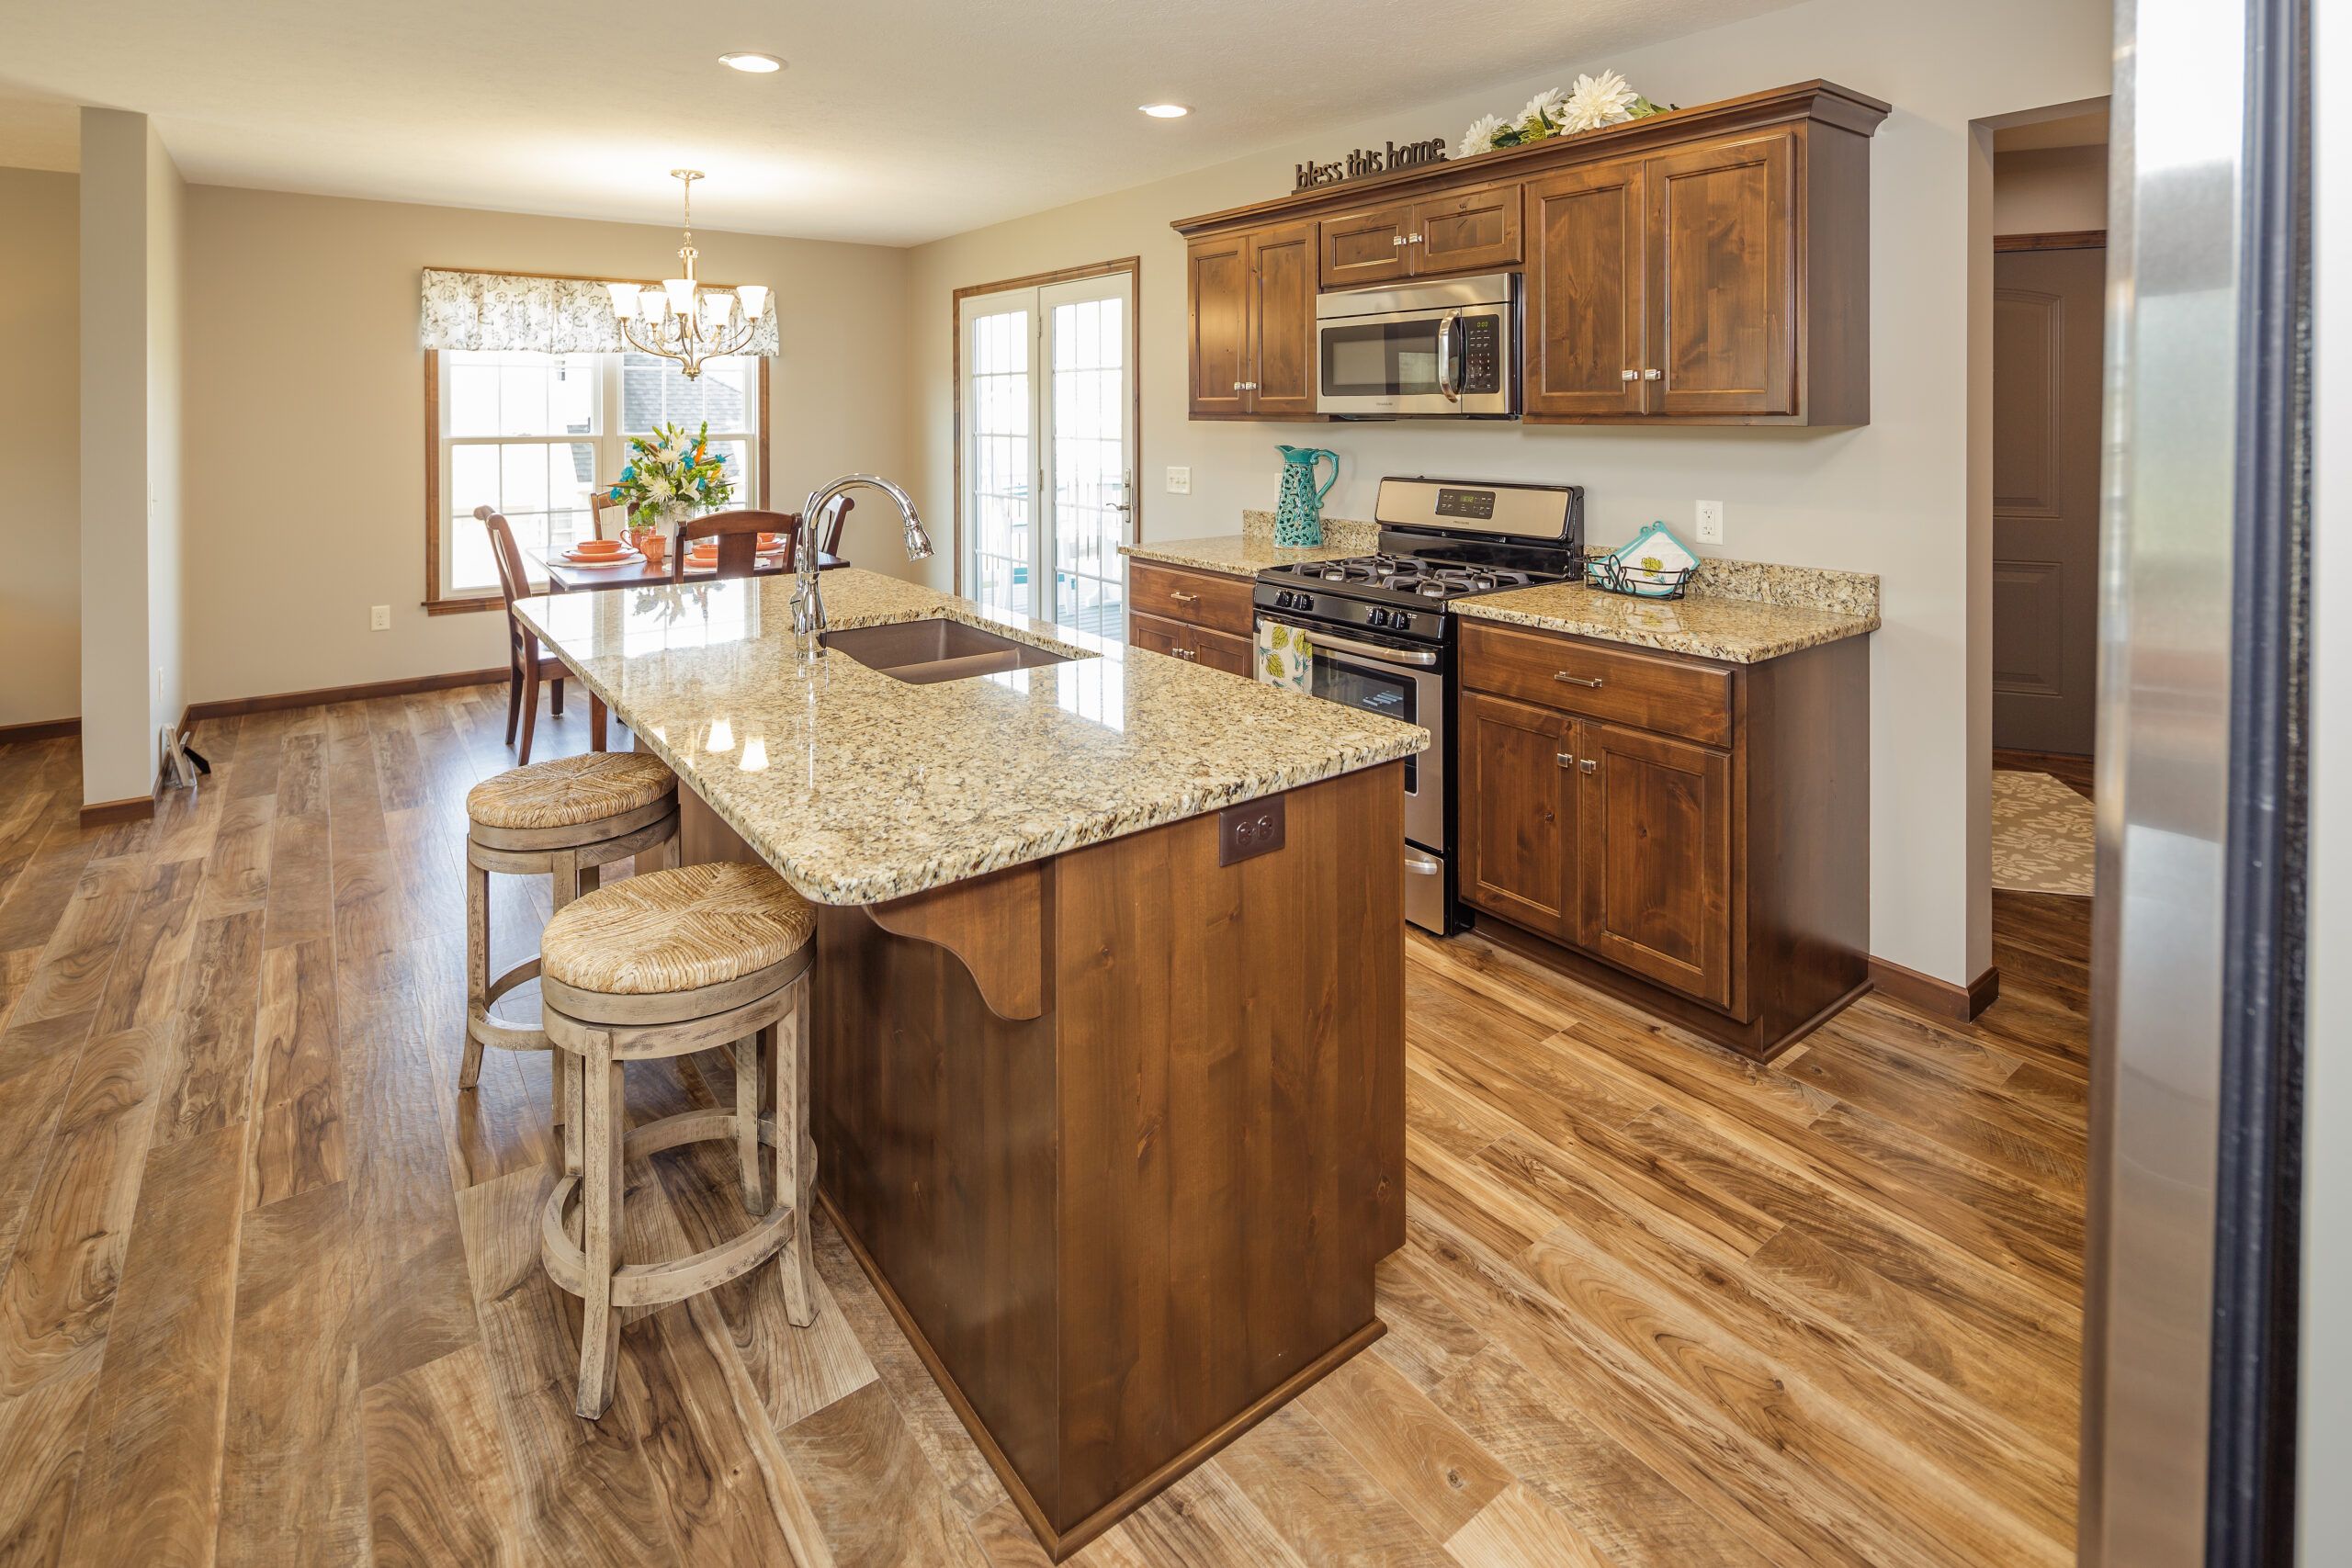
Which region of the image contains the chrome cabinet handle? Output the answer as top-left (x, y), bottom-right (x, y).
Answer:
top-left (1170, 591), bottom-right (1200, 605)
top-left (1578, 759), bottom-right (1598, 773)
top-left (1556, 752), bottom-right (1577, 768)
top-left (1643, 368), bottom-right (1663, 380)
top-left (1392, 236), bottom-right (1408, 247)
top-left (1553, 672), bottom-right (1605, 689)
top-left (1621, 370), bottom-right (1640, 382)
top-left (1408, 232), bottom-right (1425, 243)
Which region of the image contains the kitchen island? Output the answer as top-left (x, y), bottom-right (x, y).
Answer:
top-left (514, 570), bottom-right (1427, 1558)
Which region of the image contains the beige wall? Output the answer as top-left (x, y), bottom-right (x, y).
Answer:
top-left (1995, 143), bottom-right (2109, 232)
top-left (179, 187), bottom-right (909, 705)
top-left (0, 168), bottom-right (79, 728)
top-left (900, 0), bottom-right (2112, 987)
top-left (149, 130), bottom-right (186, 761)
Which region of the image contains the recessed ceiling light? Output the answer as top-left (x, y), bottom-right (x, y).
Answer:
top-left (1138, 103), bottom-right (1191, 118)
top-left (719, 51), bottom-right (786, 73)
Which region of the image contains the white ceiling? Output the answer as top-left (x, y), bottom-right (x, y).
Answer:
top-left (0, 0), bottom-right (1803, 246)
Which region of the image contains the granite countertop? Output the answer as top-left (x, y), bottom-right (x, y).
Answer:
top-left (1457, 580), bottom-right (1879, 663)
top-left (514, 570), bottom-right (1427, 906)
top-left (1121, 535), bottom-right (1361, 577)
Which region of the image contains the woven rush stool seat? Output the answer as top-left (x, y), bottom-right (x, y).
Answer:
top-left (536, 861), bottom-right (820, 1419)
top-left (461, 751), bottom-right (681, 1095)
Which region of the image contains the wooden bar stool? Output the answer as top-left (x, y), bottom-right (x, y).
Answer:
top-left (535, 860), bottom-right (820, 1419)
top-left (462, 751), bottom-right (682, 1099)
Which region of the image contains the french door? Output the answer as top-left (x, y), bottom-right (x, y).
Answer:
top-left (961, 271), bottom-right (1135, 636)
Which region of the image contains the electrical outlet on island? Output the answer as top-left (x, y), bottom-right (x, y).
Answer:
top-left (1695, 500), bottom-right (1724, 545)
top-left (1165, 466), bottom-right (1192, 495)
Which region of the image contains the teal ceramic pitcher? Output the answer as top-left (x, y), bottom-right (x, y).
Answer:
top-left (1273, 446), bottom-right (1340, 547)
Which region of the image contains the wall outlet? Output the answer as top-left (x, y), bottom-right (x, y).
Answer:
top-left (369, 604), bottom-right (391, 631)
top-left (154, 666), bottom-right (164, 704)
top-left (1165, 466), bottom-right (1192, 495)
top-left (1695, 500), bottom-right (1724, 545)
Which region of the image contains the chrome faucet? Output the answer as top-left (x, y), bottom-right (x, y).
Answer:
top-left (792, 474), bottom-right (933, 639)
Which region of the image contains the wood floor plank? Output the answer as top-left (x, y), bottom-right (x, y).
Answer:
top-left (360, 1344), bottom-right (526, 1567)
top-left (0, 1028), bottom-right (165, 1398)
top-left (215, 1179), bottom-right (371, 1564)
top-left (245, 939), bottom-right (347, 1210)
top-left (771, 1379), bottom-right (990, 1568)
top-left (1112, 1462), bottom-right (1309, 1568)
top-left (0, 1340), bottom-right (103, 1564)
top-left (1214, 1399), bottom-right (1457, 1568)
top-left (1296, 1344), bottom-right (1511, 1542)
top-left (1, 855), bottom-right (144, 1030)
top-left (88, 856), bottom-right (204, 1040)
top-left (1445, 1481), bottom-right (1611, 1568)
top-left (158, 908), bottom-right (267, 1147)
top-left (57, 1122), bottom-right (245, 1567)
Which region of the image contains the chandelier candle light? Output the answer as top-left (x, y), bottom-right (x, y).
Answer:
top-left (606, 169), bottom-right (769, 380)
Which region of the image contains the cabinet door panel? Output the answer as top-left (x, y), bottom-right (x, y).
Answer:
top-left (1411, 182), bottom-right (1523, 275)
top-left (1649, 130), bottom-right (1796, 416)
top-left (1580, 723), bottom-right (1735, 1008)
top-left (1318, 202), bottom-right (1414, 289)
top-left (1187, 235), bottom-right (1251, 417)
top-left (1524, 161), bottom-right (1647, 417)
top-left (1460, 693), bottom-right (1577, 942)
top-left (1128, 610), bottom-right (1193, 662)
top-left (1250, 221), bottom-right (1320, 418)
top-left (1190, 624), bottom-right (1256, 678)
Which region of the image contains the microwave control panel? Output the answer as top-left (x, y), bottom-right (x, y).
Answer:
top-left (1460, 314), bottom-right (1503, 393)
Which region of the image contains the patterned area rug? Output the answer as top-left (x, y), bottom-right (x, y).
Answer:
top-left (1992, 771), bottom-right (2096, 897)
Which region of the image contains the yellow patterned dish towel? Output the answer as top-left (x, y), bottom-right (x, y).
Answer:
top-left (1258, 620), bottom-right (1314, 694)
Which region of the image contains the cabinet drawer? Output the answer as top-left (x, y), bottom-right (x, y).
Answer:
top-left (1129, 559), bottom-right (1256, 637)
top-left (1412, 182), bottom-right (1522, 274)
top-left (1462, 621), bottom-right (1732, 747)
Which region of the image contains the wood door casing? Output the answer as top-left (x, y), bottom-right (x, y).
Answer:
top-left (1409, 182), bottom-right (1523, 276)
top-left (1992, 245), bottom-right (2105, 755)
top-left (1578, 722), bottom-right (1735, 1008)
top-left (1186, 234), bottom-right (1250, 417)
top-left (1317, 201), bottom-right (1414, 289)
top-left (1649, 130), bottom-right (1797, 416)
top-left (1524, 160), bottom-right (1648, 418)
top-left (1459, 692), bottom-right (1577, 942)
top-left (1249, 222), bottom-right (1319, 418)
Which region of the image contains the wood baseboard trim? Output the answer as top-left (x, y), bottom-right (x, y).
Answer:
top-left (1994, 228), bottom-right (2107, 252)
top-left (78, 795), bottom-right (156, 829)
top-left (182, 667), bottom-right (506, 726)
top-left (818, 1188), bottom-right (1384, 1562)
top-left (0, 716), bottom-right (81, 747)
top-left (1868, 955), bottom-right (2001, 1021)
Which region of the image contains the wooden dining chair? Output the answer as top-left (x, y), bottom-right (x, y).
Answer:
top-left (673, 509), bottom-right (798, 581)
top-left (582, 482), bottom-right (633, 542)
top-left (475, 505), bottom-right (569, 766)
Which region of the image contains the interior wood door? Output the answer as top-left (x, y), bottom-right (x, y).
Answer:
top-left (1318, 202), bottom-right (1413, 289)
top-left (1648, 130), bottom-right (1796, 416)
top-left (1187, 234), bottom-right (1251, 417)
top-left (1459, 692), bottom-right (1577, 942)
top-left (1525, 159), bottom-right (1649, 418)
top-left (1249, 222), bottom-right (1319, 418)
top-left (1409, 182), bottom-right (1523, 276)
top-left (1578, 722), bottom-right (1734, 1008)
top-left (1993, 244), bottom-right (2106, 755)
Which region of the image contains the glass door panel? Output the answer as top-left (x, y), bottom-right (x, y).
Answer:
top-left (963, 292), bottom-right (1035, 622)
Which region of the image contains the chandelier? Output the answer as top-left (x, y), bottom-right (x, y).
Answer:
top-left (605, 169), bottom-right (768, 380)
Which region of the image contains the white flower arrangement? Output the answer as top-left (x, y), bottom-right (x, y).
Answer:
top-left (1456, 70), bottom-right (1674, 158)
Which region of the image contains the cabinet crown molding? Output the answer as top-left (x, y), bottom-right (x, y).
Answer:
top-left (1170, 78), bottom-right (1889, 238)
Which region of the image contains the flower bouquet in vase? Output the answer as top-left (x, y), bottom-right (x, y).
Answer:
top-left (606, 420), bottom-right (735, 569)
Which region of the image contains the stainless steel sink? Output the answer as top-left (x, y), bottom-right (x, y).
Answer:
top-left (819, 618), bottom-right (1074, 684)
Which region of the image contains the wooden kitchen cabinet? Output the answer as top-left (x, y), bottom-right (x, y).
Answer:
top-left (1187, 220), bottom-right (1317, 420)
top-left (1523, 124), bottom-right (1867, 424)
top-left (1126, 560), bottom-right (1258, 676)
top-left (1459, 618), bottom-right (1869, 1059)
top-left (1317, 181), bottom-right (1524, 289)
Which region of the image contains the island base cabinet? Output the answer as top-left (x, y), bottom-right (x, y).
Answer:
top-left (806, 762), bottom-right (1406, 1559)
top-left (1461, 624), bottom-right (1868, 1059)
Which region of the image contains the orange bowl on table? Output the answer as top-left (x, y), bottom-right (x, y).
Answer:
top-left (571, 538), bottom-right (626, 558)
top-left (756, 533), bottom-right (782, 551)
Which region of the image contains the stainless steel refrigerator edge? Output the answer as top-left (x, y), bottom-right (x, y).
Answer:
top-left (2080, 0), bottom-right (2246, 1557)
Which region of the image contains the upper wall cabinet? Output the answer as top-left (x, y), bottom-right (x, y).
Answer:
top-left (1187, 220), bottom-right (1317, 419)
top-left (1174, 80), bottom-right (1887, 427)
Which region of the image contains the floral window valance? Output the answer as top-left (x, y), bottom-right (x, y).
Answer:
top-left (419, 268), bottom-right (781, 356)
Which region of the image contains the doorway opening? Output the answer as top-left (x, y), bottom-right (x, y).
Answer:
top-left (952, 258), bottom-right (1141, 637)
top-left (1988, 103), bottom-right (2109, 901)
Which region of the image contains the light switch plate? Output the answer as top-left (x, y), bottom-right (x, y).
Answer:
top-left (369, 604), bottom-right (391, 631)
top-left (1165, 466), bottom-right (1192, 495)
top-left (1695, 500), bottom-right (1724, 545)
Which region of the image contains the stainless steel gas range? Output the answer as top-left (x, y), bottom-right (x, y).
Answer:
top-left (1251, 476), bottom-right (1584, 931)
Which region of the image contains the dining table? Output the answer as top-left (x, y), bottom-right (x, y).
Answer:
top-left (528, 543), bottom-right (849, 747)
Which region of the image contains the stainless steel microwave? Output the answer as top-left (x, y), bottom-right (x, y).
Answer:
top-left (1314, 272), bottom-right (1519, 418)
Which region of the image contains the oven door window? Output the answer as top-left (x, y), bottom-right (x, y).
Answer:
top-left (1310, 655), bottom-right (1419, 791)
top-left (1320, 318), bottom-right (1446, 399)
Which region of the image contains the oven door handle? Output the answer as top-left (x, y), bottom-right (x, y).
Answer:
top-left (1404, 849), bottom-right (1443, 876)
top-left (1268, 620), bottom-right (1442, 668)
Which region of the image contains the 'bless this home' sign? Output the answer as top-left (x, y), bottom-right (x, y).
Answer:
top-left (1295, 136), bottom-right (1449, 192)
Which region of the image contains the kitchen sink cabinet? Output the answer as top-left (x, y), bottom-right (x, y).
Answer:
top-left (1459, 618), bottom-right (1867, 1059)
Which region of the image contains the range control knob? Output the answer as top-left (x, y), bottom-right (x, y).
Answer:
top-left (1392, 612), bottom-right (1413, 633)
top-left (1295, 593), bottom-right (1315, 614)
top-left (1367, 607), bottom-right (1392, 628)
top-left (1273, 590), bottom-right (1295, 610)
